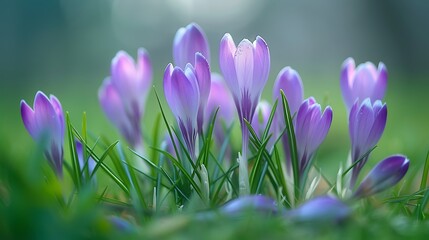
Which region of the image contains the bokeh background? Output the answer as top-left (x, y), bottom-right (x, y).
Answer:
top-left (1, 0), bottom-right (428, 179)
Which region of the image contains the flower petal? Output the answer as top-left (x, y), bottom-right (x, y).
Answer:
top-left (219, 34), bottom-right (239, 97)
top-left (173, 23), bottom-right (210, 68)
top-left (354, 155), bottom-right (409, 198)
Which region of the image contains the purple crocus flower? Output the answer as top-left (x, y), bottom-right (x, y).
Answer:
top-left (272, 67), bottom-right (304, 167)
top-left (353, 155), bottom-right (409, 199)
top-left (349, 98), bottom-right (387, 187)
top-left (20, 91), bottom-right (64, 176)
top-left (294, 97), bottom-right (333, 180)
top-left (163, 62), bottom-right (201, 160)
top-left (173, 23), bottom-right (210, 69)
top-left (287, 195), bottom-right (350, 223)
top-left (219, 33), bottom-right (270, 195)
top-left (251, 100), bottom-right (272, 139)
top-left (205, 73), bottom-right (236, 146)
top-left (220, 195), bottom-right (278, 216)
top-left (99, 49), bottom-right (152, 150)
top-left (340, 57), bottom-right (387, 111)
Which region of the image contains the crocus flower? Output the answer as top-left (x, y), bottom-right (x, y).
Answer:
top-left (349, 98), bottom-right (387, 187)
top-left (20, 91), bottom-right (64, 176)
top-left (251, 100), bottom-right (272, 139)
top-left (173, 22), bottom-right (210, 68)
top-left (163, 62), bottom-right (201, 160)
top-left (272, 67), bottom-right (304, 167)
top-left (98, 49), bottom-right (152, 150)
top-left (286, 195), bottom-right (350, 223)
top-left (353, 155), bottom-right (409, 199)
top-left (294, 97), bottom-right (333, 180)
top-left (205, 73), bottom-right (235, 146)
top-left (220, 195), bottom-right (278, 216)
top-left (219, 33), bottom-right (270, 195)
top-left (340, 57), bottom-right (387, 111)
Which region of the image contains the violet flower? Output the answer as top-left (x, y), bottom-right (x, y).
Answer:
top-left (353, 155), bottom-right (409, 199)
top-left (349, 98), bottom-right (387, 188)
top-left (287, 195), bottom-right (350, 223)
top-left (340, 57), bottom-right (387, 111)
top-left (219, 33), bottom-right (270, 195)
top-left (294, 97), bottom-right (332, 181)
top-left (163, 62), bottom-right (201, 160)
top-left (21, 91), bottom-right (64, 176)
top-left (220, 195), bottom-right (278, 216)
top-left (272, 67), bottom-right (304, 167)
top-left (98, 49), bottom-right (152, 151)
top-left (251, 100), bottom-right (272, 139)
top-left (205, 73), bottom-right (236, 146)
top-left (173, 23), bottom-right (210, 68)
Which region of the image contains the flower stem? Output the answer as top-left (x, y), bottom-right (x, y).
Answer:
top-left (239, 124), bottom-right (250, 196)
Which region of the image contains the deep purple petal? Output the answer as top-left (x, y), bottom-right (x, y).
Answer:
top-left (354, 155), bottom-right (409, 198)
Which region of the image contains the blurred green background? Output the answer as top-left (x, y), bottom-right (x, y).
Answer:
top-left (1, 0), bottom-right (428, 181)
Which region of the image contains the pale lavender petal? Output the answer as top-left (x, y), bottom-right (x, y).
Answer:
top-left (234, 39), bottom-right (254, 95)
top-left (352, 64), bottom-right (378, 103)
top-left (354, 155), bottom-right (409, 198)
top-left (219, 34), bottom-right (239, 97)
top-left (373, 62), bottom-right (388, 101)
top-left (252, 36), bottom-right (270, 96)
top-left (163, 64), bottom-right (174, 110)
top-left (340, 57), bottom-right (356, 109)
top-left (173, 23), bottom-right (210, 68)
top-left (98, 79), bottom-right (129, 134)
top-left (49, 95), bottom-right (64, 139)
top-left (194, 53), bottom-right (211, 107)
top-left (136, 48), bottom-right (153, 112)
top-left (111, 51), bottom-right (137, 98)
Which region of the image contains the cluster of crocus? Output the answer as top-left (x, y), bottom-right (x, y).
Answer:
top-left (340, 58), bottom-right (394, 189)
top-left (19, 23), bottom-right (411, 221)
